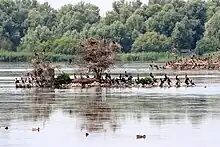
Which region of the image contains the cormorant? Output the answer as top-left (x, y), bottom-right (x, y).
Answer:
top-left (159, 78), bottom-right (165, 88)
top-left (125, 71), bottom-right (128, 77)
top-left (190, 79), bottom-right (195, 86)
top-left (15, 78), bottom-right (20, 84)
top-left (175, 75), bottom-right (181, 87)
top-left (185, 74), bottom-right (190, 86)
top-left (150, 73), bottom-right (157, 83)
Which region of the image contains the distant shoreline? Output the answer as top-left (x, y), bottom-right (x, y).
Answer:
top-left (0, 51), bottom-right (181, 62)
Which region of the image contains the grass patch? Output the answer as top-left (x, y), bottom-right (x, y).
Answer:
top-left (0, 51), bottom-right (73, 62)
top-left (120, 52), bottom-right (183, 62)
top-left (0, 51), bottom-right (196, 62)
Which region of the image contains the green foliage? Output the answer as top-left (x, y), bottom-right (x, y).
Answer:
top-left (0, 51), bottom-right (72, 62)
top-left (132, 32), bottom-right (171, 52)
top-left (195, 10), bottom-right (220, 55)
top-left (139, 77), bottom-right (153, 85)
top-left (55, 73), bottom-right (72, 87)
top-left (195, 37), bottom-right (218, 54)
top-left (172, 16), bottom-right (194, 50)
top-left (0, 0), bottom-right (220, 62)
top-left (145, 9), bottom-right (182, 36)
top-left (205, 10), bottom-right (220, 41)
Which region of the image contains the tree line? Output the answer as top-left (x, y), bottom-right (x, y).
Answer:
top-left (0, 0), bottom-right (220, 59)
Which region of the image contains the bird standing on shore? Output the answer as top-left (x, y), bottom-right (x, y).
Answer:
top-left (185, 74), bottom-right (190, 86)
top-left (150, 73), bottom-right (157, 83)
top-left (175, 75), bottom-right (181, 87)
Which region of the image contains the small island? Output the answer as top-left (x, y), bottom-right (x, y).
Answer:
top-left (15, 38), bottom-right (195, 89)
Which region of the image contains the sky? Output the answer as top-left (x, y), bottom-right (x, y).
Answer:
top-left (37, 0), bottom-right (148, 16)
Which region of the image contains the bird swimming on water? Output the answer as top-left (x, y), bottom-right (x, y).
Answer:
top-left (32, 127), bottom-right (40, 132)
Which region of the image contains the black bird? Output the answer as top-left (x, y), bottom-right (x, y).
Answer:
top-left (69, 59), bottom-right (72, 64)
top-left (167, 78), bottom-right (172, 87)
top-left (136, 74), bottom-right (140, 84)
top-left (154, 65), bottom-right (159, 70)
top-left (115, 79), bottom-right (120, 85)
top-left (175, 75), bottom-right (181, 87)
top-left (80, 73), bottom-right (83, 79)
top-left (125, 71), bottom-right (128, 77)
top-left (119, 73), bottom-right (122, 80)
top-left (15, 78), bottom-right (20, 84)
top-left (128, 75), bottom-right (133, 81)
top-left (164, 74), bottom-right (172, 87)
top-left (150, 73), bottom-right (157, 83)
top-left (159, 78), bottom-right (164, 88)
top-left (190, 79), bottom-right (195, 86)
top-left (176, 75), bottom-right (180, 81)
top-left (150, 73), bottom-right (154, 79)
top-left (5, 126), bottom-right (8, 130)
top-left (86, 133), bottom-right (89, 137)
top-left (164, 74), bottom-right (168, 81)
top-left (73, 73), bottom-right (77, 79)
top-left (185, 74), bottom-right (190, 86)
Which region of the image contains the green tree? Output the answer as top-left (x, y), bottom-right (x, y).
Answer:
top-left (132, 31), bottom-right (171, 52)
top-left (196, 10), bottom-right (220, 54)
top-left (204, 10), bottom-right (220, 40)
top-left (145, 9), bottom-right (182, 36)
top-left (195, 37), bottom-right (218, 54)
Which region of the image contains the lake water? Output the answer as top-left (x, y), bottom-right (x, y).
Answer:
top-left (0, 62), bottom-right (220, 147)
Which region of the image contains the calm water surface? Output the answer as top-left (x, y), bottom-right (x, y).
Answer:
top-left (0, 62), bottom-right (220, 147)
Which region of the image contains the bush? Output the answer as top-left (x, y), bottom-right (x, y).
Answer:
top-left (139, 77), bottom-right (153, 85)
top-left (55, 73), bottom-right (72, 87)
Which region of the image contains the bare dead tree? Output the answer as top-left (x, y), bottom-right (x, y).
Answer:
top-left (76, 38), bottom-right (121, 81)
top-left (29, 50), bottom-right (57, 87)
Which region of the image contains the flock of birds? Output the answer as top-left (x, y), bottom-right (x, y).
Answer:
top-left (1, 126), bottom-right (146, 139)
top-left (149, 73), bottom-right (195, 88)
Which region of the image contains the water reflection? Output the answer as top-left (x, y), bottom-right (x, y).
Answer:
top-left (24, 88), bottom-right (55, 122)
top-left (54, 87), bottom-right (220, 130)
top-left (0, 86), bottom-right (220, 147)
top-left (0, 88), bottom-right (220, 129)
top-left (0, 89), bottom-right (54, 124)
